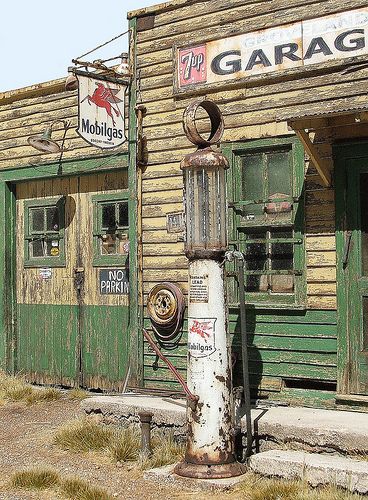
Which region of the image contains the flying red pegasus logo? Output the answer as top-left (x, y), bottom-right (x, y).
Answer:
top-left (190, 320), bottom-right (213, 342)
top-left (81, 83), bottom-right (123, 126)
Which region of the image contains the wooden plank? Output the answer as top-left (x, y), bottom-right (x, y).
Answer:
top-left (143, 189), bottom-right (183, 205)
top-left (306, 235), bottom-right (336, 251)
top-left (142, 77), bottom-right (368, 129)
top-left (308, 295), bottom-right (337, 310)
top-left (307, 283), bottom-right (336, 296)
top-left (143, 242), bottom-right (184, 256)
top-left (142, 163), bottom-right (181, 180)
top-left (142, 175), bottom-right (183, 192)
top-left (307, 267), bottom-right (336, 282)
top-left (137, 0), bottom-right (364, 55)
top-left (307, 251), bottom-right (336, 267)
top-left (142, 202), bottom-right (184, 218)
top-left (133, 0), bottom-right (265, 28)
top-left (143, 255), bottom-right (188, 269)
top-left (137, 0), bottom-right (318, 47)
top-left (143, 229), bottom-right (181, 244)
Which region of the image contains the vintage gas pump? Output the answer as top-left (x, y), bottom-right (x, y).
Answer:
top-left (174, 100), bottom-right (245, 479)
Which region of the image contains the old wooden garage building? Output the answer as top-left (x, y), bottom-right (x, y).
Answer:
top-left (0, 0), bottom-right (368, 409)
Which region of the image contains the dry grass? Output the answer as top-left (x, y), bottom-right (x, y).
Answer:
top-left (108, 427), bottom-right (140, 462)
top-left (67, 388), bottom-right (89, 400)
top-left (0, 371), bottom-right (62, 404)
top-left (10, 469), bottom-right (112, 500)
top-left (139, 433), bottom-right (185, 469)
top-left (61, 477), bottom-right (112, 500)
top-left (54, 418), bottom-right (184, 469)
top-left (11, 468), bottom-right (60, 490)
top-left (235, 472), bottom-right (364, 500)
top-left (54, 418), bottom-right (114, 452)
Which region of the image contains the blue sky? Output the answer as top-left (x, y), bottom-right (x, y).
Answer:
top-left (1, 0), bottom-right (156, 92)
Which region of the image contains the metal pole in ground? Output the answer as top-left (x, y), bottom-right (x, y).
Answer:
top-left (138, 411), bottom-right (153, 458)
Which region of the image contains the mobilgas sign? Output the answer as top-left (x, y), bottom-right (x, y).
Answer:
top-left (77, 74), bottom-right (127, 149)
top-left (177, 8), bottom-right (368, 89)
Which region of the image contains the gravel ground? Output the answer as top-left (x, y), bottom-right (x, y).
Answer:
top-left (0, 398), bottom-right (227, 500)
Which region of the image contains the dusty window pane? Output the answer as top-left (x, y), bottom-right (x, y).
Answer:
top-left (245, 232), bottom-right (267, 292)
top-left (267, 151), bottom-right (291, 197)
top-left (118, 202), bottom-right (128, 227)
top-left (102, 204), bottom-right (116, 229)
top-left (101, 234), bottom-right (117, 255)
top-left (30, 239), bottom-right (44, 258)
top-left (46, 207), bottom-right (59, 231)
top-left (31, 208), bottom-right (44, 232)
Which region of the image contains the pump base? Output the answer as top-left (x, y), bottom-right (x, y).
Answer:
top-left (174, 460), bottom-right (246, 479)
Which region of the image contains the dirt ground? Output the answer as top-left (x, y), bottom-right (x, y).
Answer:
top-left (0, 397), bottom-right (227, 500)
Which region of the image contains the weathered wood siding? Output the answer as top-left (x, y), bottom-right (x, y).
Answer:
top-left (0, 80), bottom-right (128, 169)
top-left (132, 0), bottom-right (368, 398)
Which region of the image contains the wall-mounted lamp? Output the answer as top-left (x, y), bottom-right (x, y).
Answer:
top-left (27, 120), bottom-right (70, 153)
top-left (115, 53), bottom-right (130, 78)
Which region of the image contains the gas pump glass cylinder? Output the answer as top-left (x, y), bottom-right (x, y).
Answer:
top-left (182, 148), bottom-right (229, 260)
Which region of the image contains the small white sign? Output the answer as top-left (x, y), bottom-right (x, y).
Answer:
top-left (39, 268), bottom-right (52, 280)
top-left (77, 74), bottom-right (127, 149)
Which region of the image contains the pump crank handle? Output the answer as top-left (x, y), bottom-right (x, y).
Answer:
top-left (143, 329), bottom-right (198, 404)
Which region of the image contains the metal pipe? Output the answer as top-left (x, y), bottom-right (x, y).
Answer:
top-left (225, 250), bottom-right (253, 460)
top-left (138, 411), bottom-right (153, 457)
top-left (237, 256), bottom-right (253, 459)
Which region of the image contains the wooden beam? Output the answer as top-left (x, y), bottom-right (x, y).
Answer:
top-left (293, 128), bottom-right (332, 187)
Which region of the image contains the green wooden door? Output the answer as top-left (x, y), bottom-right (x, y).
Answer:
top-left (16, 172), bottom-right (130, 390)
top-left (336, 151), bottom-right (368, 395)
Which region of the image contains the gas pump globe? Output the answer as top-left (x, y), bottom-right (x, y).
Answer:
top-left (175, 100), bottom-right (245, 479)
top-left (182, 148), bottom-right (228, 259)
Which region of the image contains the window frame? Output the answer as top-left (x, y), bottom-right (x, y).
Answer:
top-left (24, 197), bottom-right (66, 268)
top-left (92, 192), bottom-right (129, 267)
top-left (223, 136), bottom-right (306, 308)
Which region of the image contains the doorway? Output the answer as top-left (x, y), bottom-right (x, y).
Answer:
top-left (15, 171), bottom-right (130, 390)
top-left (336, 144), bottom-right (368, 396)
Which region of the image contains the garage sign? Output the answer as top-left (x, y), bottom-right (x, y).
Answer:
top-left (177, 7), bottom-right (368, 89)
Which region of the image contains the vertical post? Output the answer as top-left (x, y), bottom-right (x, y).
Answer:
top-left (138, 411), bottom-right (153, 458)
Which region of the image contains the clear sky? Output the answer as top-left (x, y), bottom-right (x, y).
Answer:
top-left (1, 0), bottom-right (157, 92)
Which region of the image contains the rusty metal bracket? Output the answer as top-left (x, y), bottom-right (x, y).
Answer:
top-left (183, 99), bottom-right (224, 147)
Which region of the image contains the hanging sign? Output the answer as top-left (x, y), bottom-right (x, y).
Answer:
top-left (77, 73), bottom-right (127, 149)
top-left (176, 7), bottom-right (368, 90)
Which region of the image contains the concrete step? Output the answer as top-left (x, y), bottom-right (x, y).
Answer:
top-left (81, 395), bottom-right (368, 455)
top-left (249, 450), bottom-right (368, 494)
top-left (245, 406), bottom-right (368, 455)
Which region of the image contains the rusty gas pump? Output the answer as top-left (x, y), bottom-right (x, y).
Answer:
top-left (174, 100), bottom-right (245, 479)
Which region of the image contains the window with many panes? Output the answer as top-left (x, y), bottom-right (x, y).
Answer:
top-left (224, 137), bottom-right (305, 306)
top-left (92, 193), bottom-right (129, 265)
top-left (24, 197), bottom-right (65, 267)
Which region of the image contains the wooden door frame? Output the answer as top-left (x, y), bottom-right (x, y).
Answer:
top-left (334, 140), bottom-right (368, 395)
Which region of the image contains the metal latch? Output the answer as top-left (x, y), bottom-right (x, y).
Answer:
top-left (74, 267), bottom-right (85, 291)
